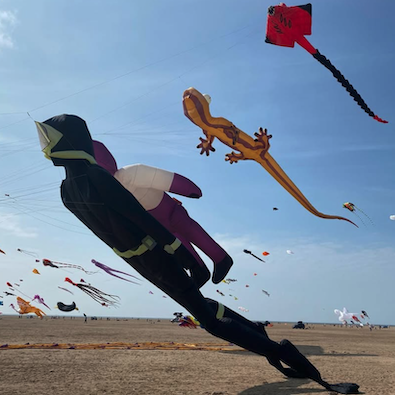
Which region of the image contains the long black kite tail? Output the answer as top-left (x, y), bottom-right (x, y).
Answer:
top-left (313, 50), bottom-right (388, 124)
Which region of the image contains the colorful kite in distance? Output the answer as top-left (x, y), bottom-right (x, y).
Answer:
top-left (183, 88), bottom-right (357, 226)
top-left (43, 259), bottom-right (97, 274)
top-left (32, 269), bottom-right (40, 275)
top-left (17, 248), bottom-right (38, 257)
top-left (265, 3), bottom-right (387, 124)
top-left (179, 315), bottom-right (200, 329)
top-left (238, 306), bottom-right (249, 312)
top-left (58, 286), bottom-right (74, 295)
top-left (243, 249), bottom-right (265, 262)
top-left (334, 307), bottom-right (361, 325)
top-left (64, 277), bottom-right (120, 307)
top-left (32, 295), bottom-right (51, 310)
top-left (343, 202), bottom-right (373, 225)
top-left (57, 302), bottom-right (78, 312)
top-left (91, 259), bottom-right (140, 284)
top-left (262, 251), bottom-right (270, 256)
top-left (16, 297), bottom-right (46, 318)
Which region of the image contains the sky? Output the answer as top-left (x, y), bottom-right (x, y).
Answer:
top-left (0, 0), bottom-right (394, 325)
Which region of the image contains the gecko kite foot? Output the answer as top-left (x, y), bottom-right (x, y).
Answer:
top-left (197, 136), bottom-right (215, 156)
top-left (212, 255), bottom-right (233, 284)
top-left (225, 151), bottom-right (244, 164)
top-left (323, 383), bottom-right (360, 394)
top-left (253, 127), bottom-right (272, 152)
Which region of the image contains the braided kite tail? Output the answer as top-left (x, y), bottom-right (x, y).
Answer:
top-left (313, 50), bottom-right (388, 124)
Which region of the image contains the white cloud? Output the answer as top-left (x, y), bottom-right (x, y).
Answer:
top-left (0, 10), bottom-right (17, 49)
top-left (0, 213), bottom-right (38, 238)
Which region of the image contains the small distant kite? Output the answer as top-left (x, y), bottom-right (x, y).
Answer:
top-left (58, 286), bottom-right (74, 295)
top-left (3, 292), bottom-right (15, 296)
top-left (286, 250), bottom-right (294, 255)
top-left (179, 315), bottom-right (200, 329)
top-left (273, 207), bottom-right (279, 211)
top-left (32, 269), bottom-right (40, 275)
top-left (57, 302), bottom-right (78, 312)
top-left (16, 297), bottom-right (46, 318)
top-left (64, 278), bottom-right (120, 307)
top-left (91, 259), bottom-right (140, 284)
top-left (43, 259), bottom-right (97, 274)
top-left (334, 307), bottom-right (361, 325)
top-left (216, 290), bottom-right (225, 297)
top-left (0, 249), bottom-right (5, 255)
top-left (222, 278), bottom-right (237, 284)
top-left (238, 306), bottom-right (249, 312)
top-left (17, 249), bottom-right (38, 257)
top-left (343, 202), bottom-right (373, 225)
top-left (32, 295), bottom-right (51, 310)
top-left (389, 215), bottom-right (395, 221)
top-left (262, 289), bottom-right (270, 297)
top-left (265, 3), bottom-right (388, 124)
top-left (262, 251), bottom-right (270, 256)
top-left (361, 310), bottom-right (369, 319)
top-left (243, 249), bottom-right (265, 262)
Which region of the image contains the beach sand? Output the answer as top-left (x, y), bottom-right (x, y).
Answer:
top-left (0, 316), bottom-right (394, 395)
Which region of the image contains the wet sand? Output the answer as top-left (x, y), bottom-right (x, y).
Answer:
top-left (0, 316), bottom-right (394, 394)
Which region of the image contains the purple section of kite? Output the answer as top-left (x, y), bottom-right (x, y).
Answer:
top-left (91, 259), bottom-right (140, 284)
top-left (32, 294), bottom-right (51, 310)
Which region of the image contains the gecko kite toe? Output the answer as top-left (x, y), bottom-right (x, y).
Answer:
top-left (212, 254), bottom-right (233, 284)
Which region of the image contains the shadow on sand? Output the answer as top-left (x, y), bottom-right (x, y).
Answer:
top-left (220, 344), bottom-right (377, 358)
top-left (239, 378), bottom-right (364, 395)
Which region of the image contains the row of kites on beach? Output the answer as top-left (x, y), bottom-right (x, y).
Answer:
top-left (170, 308), bottom-right (372, 330)
top-left (0, 245), bottom-right (279, 317)
top-left (0, 3), bottom-right (392, 321)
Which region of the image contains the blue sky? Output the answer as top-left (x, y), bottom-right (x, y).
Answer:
top-left (0, 0), bottom-right (394, 325)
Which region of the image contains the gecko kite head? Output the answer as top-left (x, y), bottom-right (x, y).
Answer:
top-left (203, 94), bottom-right (211, 104)
top-left (35, 114), bottom-right (96, 167)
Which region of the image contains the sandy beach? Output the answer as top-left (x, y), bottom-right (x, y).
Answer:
top-left (0, 316), bottom-right (394, 395)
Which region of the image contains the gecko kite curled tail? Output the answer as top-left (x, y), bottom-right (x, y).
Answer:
top-left (183, 87), bottom-right (356, 226)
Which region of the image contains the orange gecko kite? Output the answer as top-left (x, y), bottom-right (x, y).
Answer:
top-left (183, 87), bottom-right (356, 226)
